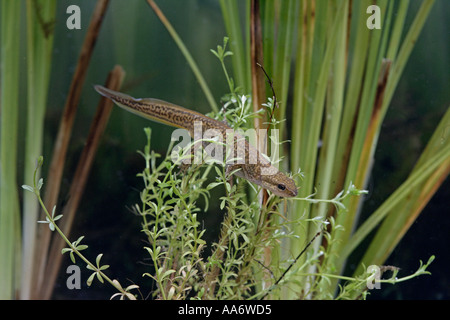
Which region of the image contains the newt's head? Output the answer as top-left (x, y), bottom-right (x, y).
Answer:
top-left (261, 170), bottom-right (298, 197)
top-left (235, 163), bottom-right (298, 198)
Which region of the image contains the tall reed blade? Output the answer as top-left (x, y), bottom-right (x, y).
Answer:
top-left (0, 0), bottom-right (21, 300)
top-left (21, 0), bottom-right (57, 300)
top-left (350, 106), bottom-right (450, 274)
top-left (218, 0), bottom-right (439, 299)
top-left (219, 0), bottom-right (250, 93)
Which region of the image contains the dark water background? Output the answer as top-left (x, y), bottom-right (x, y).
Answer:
top-left (29, 0), bottom-right (449, 300)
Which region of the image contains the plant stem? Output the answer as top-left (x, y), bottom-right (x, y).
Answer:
top-left (219, 0), bottom-right (250, 93)
top-left (35, 191), bottom-right (127, 297)
top-left (146, 0), bottom-right (218, 112)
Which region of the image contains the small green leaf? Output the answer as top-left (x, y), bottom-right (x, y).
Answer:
top-left (37, 156), bottom-right (44, 168)
top-left (22, 185), bottom-right (34, 193)
top-left (333, 201), bottom-right (346, 211)
top-left (124, 292), bottom-right (137, 300)
top-left (70, 252), bottom-right (76, 264)
top-left (214, 165), bottom-right (223, 178)
top-left (210, 49), bottom-right (220, 59)
top-left (37, 178), bottom-right (44, 190)
top-left (61, 248), bottom-right (72, 254)
top-left (96, 272), bottom-right (104, 283)
top-left (87, 272), bottom-right (96, 286)
top-left (161, 269), bottom-right (176, 280)
top-left (126, 284), bottom-right (139, 291)
top-left (223, 51), bottom-right (233, 58)
top-left (76, 244), bottom-right (88, 251)
top-left (73, 236), bottom-right (85, 246)
top-left (220, 198), bottom-right (226, 210)
top-left (96, 254), bottom-right (104, 267)
top-left (207, 181), bottom-right (223, 190)
top-left (99, 264), bottom-right (110, 271)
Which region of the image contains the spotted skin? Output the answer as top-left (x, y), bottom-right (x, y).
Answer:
top-left (95, 85), bottom-right (298, 197)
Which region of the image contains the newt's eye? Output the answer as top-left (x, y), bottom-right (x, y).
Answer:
top-left (277, 184), bottom-right (286, 191)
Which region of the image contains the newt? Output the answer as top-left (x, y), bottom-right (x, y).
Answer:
top-left (94, 85), bottom-right (298, 197)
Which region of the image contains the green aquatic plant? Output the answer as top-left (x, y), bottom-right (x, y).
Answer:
top-left (0, 0), bottom-right (21, 300)
top-left (152, 0), bottom-right (444, 298)
top-left (2, 0), bottom-right (446, 300)
top-left (22, 156), bottom-right (140, 300)
top-left (21, 125), bottom-right (433, 300)
top-left (21, 0), bottom-right (57, 299)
